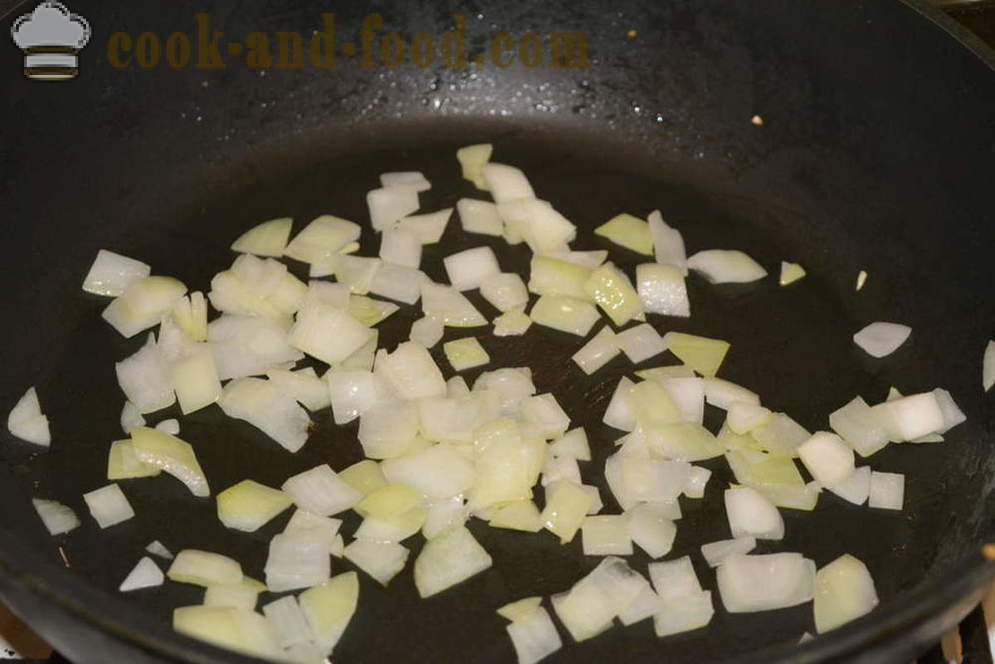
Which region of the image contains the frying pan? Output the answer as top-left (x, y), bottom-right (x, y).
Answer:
top-left (0, 1), bottom-right (993, 663)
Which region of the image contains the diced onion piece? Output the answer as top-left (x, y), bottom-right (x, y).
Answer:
top-left (648, 556), bottom-right (703, 602)
top-left (481, 163), bottom-right (534, 203)
top-left (688, 250), bottom-right (767, 284)
top-left (207, 314), bottom-right (303, 381)
top-left (7, 386), bottom-right (51, 447)
top-left (814, 554), bottom-right (879, 633)
top-left (154, 419), bottom-right (180, 436)
top-left (504, 200), bottom-right (578, 254)
top-left (289, 302), bottom-right (371, 365)
top-left (379, 341), bottom-right (446, 399)
top-left (725, 486), bottom-right (784, 540)
top-left (653, 590), bottom-right (714, 638)
top-left (203, 580), bottom-right (261, 610)
top-left (208, 255), bottom-right (307, 321)
top-left (648, 210), bottom-right (688, 274)
top-left (521, 394), bottom-right (570, 439)
top-left (265, 368), bottom-right (329, 412)
top-left (107, 439), bottom-right (161, 480)
top-left (344, 539), bottom-right (409, 586)
top-left (170, 292), bottom-right (208, 342)
top-left (602, 377), bottom-right (636, 431)
top-left (752, 413), bottom-right (811, 457)
top-left (102, 276), bottom-right (187, 338)
top-left (130, 426), bottom-right (209, 496)
top-left (329, 255), bottom-right (380, 295)
top-left (541, 450), bottom-right (581, 486)
top-left (830, 466), bottom-right (871, 505)
top-left (420, 280), bottom-right (487, 327)
top-left (299, 572), bottom-right (359, 654)
top-left (417, 392), bottom-right (498, 443)
top-left (869, 392), bottom-right (944, 442)
top-left (422, 496), bottom-right (469, 539)
top-left (546, 249), bottom-right (608, 269)
top-left (716, 553), bottom-right (815, 612)
top-left (488, 500), bottom-right (542, 532)
top-left (83, 250), bottom-right (151, 297)
top-left (355, 483), bottom-right (422, 520)
top-left (114, 333), bottom-right (175, 414)
top-left (507, 607), bottom-right (562, 664)
top-left (83, 482), bottom-right (134, 528)
top-left (551, 571), bottom-right (617, 641)
top-left (932, 388), bottom-right (966, 434)
top-left (444, 337), bottom-right (491, 372)
top-left (616, 323), bottom-right (666, 363)
top-left (146, 540), bottom-right (174, 559)
top-left (403, 317), bottom-right (443, 351)
top-left (217, 480), bottom-right (292, 532)
top-left (868, 471), bottom-right (904, 510)
top-left (684, 466), bottom-right (712, 499)
top-left (481, 272), bottom-right (529, 313)
top-left (383, 445), bottom-right (475, 500)
top-left (645, 422), bottom-right (723, 461)
top-left (444, 246), bottom-right (501, 291)
top-left (219, 378), bottom-right (311, 453)
top-left (170, 346), bottom-right (221, 415)
top-left (414, 525), bottom-right (492, 598)
top-left (628, 381), bottom-right (683, 428)
top-left (550, 428), bottom-right (590, 461)
top-left (119, 556), bottom-right (164, 592)
top-left (662, 332), bottom-right (730, 377)
top-left (704, 377), bottom-right (760, 410)
top-left (582, 515), bottom-right (632, 556)
top-left (584, 264), bottom-right (644, 327)
top-left (326, 370), bottom-right (378, 425)
top-left (358, 402), bottom-right (420, 459)
top-left (853, 322), bottom-right (912, 358)
top-left (627, 504), bottom-right (677, 558)
top-left (779, 261), bottom-right (807, 286)
top-left (338, 459), bottom-right (388, 497)
top-left (120, 400), bottom-right (145, 434)
top-left (367, 187), bottom-right (419, 232)
top-left (856, 270), bottom-right (868, 291)
top-left (32, 498), bottom-right (80, 535)
top-left (540, 481), bottom-right (594, 543)
top-left (457, 198), bottom-right (503, 236)
top-left (498, 596), bottom-right (543, 622)
top-left (829, 396), bottom-right (888, 456)
top-left (701, 537), bottom-right (757, 567)
top-left (530, 295), bottom-right (600, 336)
top-left (265, 532), bottom-right (331, 592)
top-left (173, 606), bottom-right (280, 659)
top-left (494, 307), bottom-right (532, 336)
top-left (606, 453), bottom-right (691, 509)
top-left (727, 403), bottom-right (773, 434)
top-left (231, 218), bottom-right (292, 258)
top-left (168, 549), bottom-right (243, 586)
top-left (474, 368), bottom-right (537, 416)
top-left (262, 596), bottom-right (313, 649)
top-left (282, 465), bottom-right (361, 517)
top-left (379, 228), bottom-right (422, 269)
top-left (594, 213), bottom-right (653, 255)
top-left (366, 263), bottom-right (422, 305)
top-left (636, 263), bottom-right (690, 317)
top-left (380, 171), bottom-right (430, 192)
top-left (284, 216), bottom-right (359, 265)
top-left (348, 295), bottom-right (400, 327)
top-left (396, 208), bottom-right (453, 245)
top-left (457, 143), bottom-right (493, 189)
top-left (284, 509), bottom-right (342, 552)
top-left (984, 340), bottom-right (995, 392)
top-left (528, 255), bottom-right (593, 301)
top-left (797, 432), bottom-right (855, 489)
top-left (656, 376), bottom-right (705, 424)
top-left (571, 326), bottom-right (619, 375)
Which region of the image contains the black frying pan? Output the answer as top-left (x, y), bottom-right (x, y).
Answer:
top-left (0, 1), bottom-right (993, 663)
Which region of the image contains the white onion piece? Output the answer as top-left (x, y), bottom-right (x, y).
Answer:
top-left (703, 377), bottom-right (760, 410)
top-left (648, 556), bottom-right (703, 600)
top-left (284, 216), bottom-right (360, 265)
top-left (603, 377), bottom-right (636, 432)
top-left (282, 465), bottom-right (361, 517)
top-left (584, 264), bottom-right (644, 327)
top-left (797, 432), bottom-right (855, 489)
top-left (217, 480), bottom-right (292, 532)
top-left (358, 402), bottom-right (420, 459)
top-left (155, 419), bottom-right (180, 435)
top-left (119, 556), bottom-right (164, 592)
top-left (264, 532), bottom-right (331, 592)
top-left (266, 368), bottom-right (329, 412)
top-left (171, 346), bottom-right (222, 415)
top-left (506, 606), bottom-right (562, 664)
top-left (688, 250), bottom-right (767, 284)
top-left (219, 378), bottom-right (311, 453)
top-left (550, 428), bottom-right (591, 461)
top-left (521, 394), bottom-right (570, 439)
top-left (231, 217), bottom-right (292, 258)
top-left (636, 263), bottom-right (690, 317)
top-left (208, 255), bottom-right (306, 321)
top-left (457, 198), bottom-right (503, 236)
top-left (606, 453), bottom-right (690, 509)
top-left (367, 186), bottom-right (419, 232)
top-left (444, 246), bottom-right (501, 291)
top-left (284, 509), bottom-right (343, 550)
top-left (419, 392), bottom-right (498, 444)
top-left (107, 439), bottom-right (160, 480)
top-left (541, 451), bottom-right (581, 487)
top-left (130, 426), bottom-right (210, 496)
top-left (509, 200), bottom-right (578, 255)
top-left (102, 276), bottom-right (187, 338)
top-left (173, 606), bottom-right (280, 659)
top-left (83, 483), bottom-right (135, 529)
top-left (263, 596), bottom-right (314, 649)
top-left (619, 584), bottom-right (664, 627)
top-left (528, 255), bottom-right (592, 300)
top-left (203, 580), bottom-right (263, 612)
top-left (829, 396), bottom-right (889, 457)
top-left (531, 295), bottom-right (600, 337)
top-left (344, 539), bottom-right (409, 586)
top-left (493, 309), bottom-right (532, 336)
top-left (684, 466), bottom-right (712, 499)
top-left (83, 250), bottom-right (151, 297)
top-left (171, 292), bottom-right (208, 342)
top-left (779, 261), bottom-right (807, 286)
top-left (830, 466), bottom-right (871, 505)
top-left (716, 553), bottom-right (815, 612)
top-left (115, 333), bottom-right (175, 414)
top-left (553, 557), bottom-right (646, 641)
top-left (421, 280), bottom-right (488, 327)
top-left (654, 591), bottom-right (715, 638)
top-left (868, 471), bottom-right (904, 510)
top-left (546, 249), bottom-right (607, 269)
top-left (369, 263), bottom-right (424, 305)
top-left (540, 481), bottom-right (594, 543)
top-left (288, 302), bottom-right (371, 365)
top-left (481, 163), bottom-right (535, 203)
top-left (396, 208), bottom-right (453, 245)
top-left (168, 550), bottom-right (243, 587)
top-left (382, 444), bottom-right (476, 500)
top-left (569, 326), bottom-right (617, 375)
top-left (473, 368), bottom-right (537, 416)
top-left (329, 255), bottom-right (380, 295)
top-left (444, 337), bottom-right (491, 372)
top-left (120, 400), bottom-right (145, 434)
top-left (616, 323), bottom-right (666, 363)
top-left (348, 295), bottom-right (399, 327)
top-left (409, 316), bottom-right (444, 349)
top-left (327, 370), bottom-right (379, 425)
top-left (647, 210), bottom-right (688, 274)
top-left (870, 392), bottom-right (944, 442)
top-left (627, 503), bottom-right (677, 558)
top-left (932, 388), bottom-right (966, 434)
top-left (856, 270), bottom-right (868, 291)
top-left (207, 315), bottom-right (303, 381)
top-left (32, 498), bottom-right (80, 535)
top-left (457, 143), bottom-right (493, 188)
top-left (726, 402), bottom-right (772, 434)
top-left (480, 272), bottom-right (529, 313)
top-left (379, 341), bottom-right (446, 399)
top-left (7, 386), bottom-right (51, 447)
top-left (146, 540), bottom-right (174, 559)
top-left (595, 214), bottom-right (653, 256)
top-left (725, 487), bottom-right (784, 540)
top-left (447, 376), bottom-right (471, 398)
top-left (414, 525), bottom-right (492, 597)
top-left (299, 572), bottom-right (359, 655)
top-left (751, 413), bottom-right (811, 456)
top-left (653, 377), bottom-right (704, 425)
top-left (984, 340), bottom-right (995, 391)
top-left (379, 228), bottom-right (422, 268)
top-left (380, 171), bottom-right (431, 192)
top-left (814, 554), bottom-right (879, 633)
top-left (701, 537), bottom-right (757, 567)
top-left (853, 322), bottom-right (912, 358)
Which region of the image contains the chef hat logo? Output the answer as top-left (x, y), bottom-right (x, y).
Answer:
top-left (11, 2), bottom-right (91, 81)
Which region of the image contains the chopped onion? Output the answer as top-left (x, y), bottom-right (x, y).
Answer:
top-left (704, 377), bottom-right (760, 410)
top-left (443, 337), bottom-right (491, 372)
top-left (154, 419), bottom-right (180, 436)
top-left (115, 333), bottom-right (175, 414)
top-left (829, 396), bottom-right (888, 456)
top-left (869, 392), bottom-right (944, 442)
top-left (627, 503), bottom-right (677, 558)
top-left (540, 481), bottom-right (594, 543)
top-left (473, 368), bottom-right (537, 416)
top-left (120, 400), bottom-right (145, 434)
top-left (326, 370), bottom-right (378, 425)
top-left (264, 532), bottom-right (331, 592)
top-left (647, 210), bottom-right (687, 274)
top-left (684, 466), bottom-right (712, 499)
top-left (130, 426), bottom-right (210, 496)
top-left (688, 250), bottom-right (767, 284)
top-left (457, 198), bottom-right (504, 236)
top-left (83, 483), bottom-right (135, 528)
top-left (550, 428), bottom-right (590, 461)
top-left (284, 216), bottom-right (360, 265)
top-left (367, 187), bottom-right (419, 232)
top-left (636, 263), bottom-right (690, 317)
top-left (367, 263), bottom-right (424, 306)
top-left (552, 559), bottom-right (635, 642)
top-left (382, 445), bottom-right (475, 501)
top-left (358, 401), bottom-right (420, 459)
top-left (7, 386), bottom-right (51, 446)
top-left (172, 606), bottom-right (279, 659)
top-left (421, 280), bottom-right (488, 327)
top-left (288, 302), bottom-right (372, 365)
top-left (408, 316), bottom-right (444, 349)
top-left (379, 228), bottom-right (422, 269)
top-left (507, 607), bottom-right (562, 664)
top-left (528, 255), bottom-right (593, 300)
top-left (348, 295), bottom-right (400, 327)
top-left (208, 255), bottom-right (306, 320)
top-left (457, 143), bottom-right (493, 189)
top-left (146, 540), bottom-right (174, 559)
top-left (602, 377), bottom-right (636, 431)
top-left (830, 466), bottom-right (871, 505)
top-left (725, 486), bottom-right (784, 540)
top-left (396, 208), bottom-right (453, 244)
top-left (207, 314), bottom-right (303, 381)
top-left (355, 483), bottom-right (422, 520)
top-left (628, 381), bottom-right (683, 428)
top-left (299, 572), bottom-right (359, 654)
top-left (853, 322), bottom-right (912, 358)
top-left (107, 439), bottom-right (161, 480)
top-left (868, 471), bottom-right (904, 510)
top-left (594, 213), bottom-right (654, 256)
top-left (779, 261), bottom-right (806, 286)
top-left (444, 246), bottom-right (501, 291)
top-left (530, 295), bottom-right (600, 337)
top-left (541, 450), bottom-right (581, 487)
top-left (265, 368), bottom-right (329, 412)
top-left (488, 500), bottom-right (542, 532)
top-left (338, 459), bottom-right (388, 496)
top-left (813, 554), bottom-right (879, 633)
top-left (716, 553), bottom-right (815, 612)
top-left (645, 422), bottom-right (723, 461)
top-left (423, 496), bottom-right (469, 539)
top-left (330, 255), bottom-right (380, 295)
top-left (414, 525), bottom-right (492, 598)
top-left (284, 509), bottom-right (342, 551)
top-left (119, 556), bottom-right (164, 592)
top-left (343, 539), bottom-right (409, 586)
top-left (606, 453), bottom-right (690, 509)
top-left (654, 376), bottom-right (704, 424)
top-left (378, 341), bottom-right (447, 399)
top-left (171, 291), bottom-right (208, 342)
top-left (984, 340), bottom-right (994, 392)
top-left (493, 307), bottom-right (532, 336)
top-left (521, 394), bottom-right (570, 439)
top-left (231, 218), bottom-right (293, 258)
top-left (856, 270), bottom-right (868, 291)
top-left (546, 249), bottom-right (608, 269)
top-left (170, 346), bottom-right (221, 415)
top-left (82, 249), bottom-right (151, 297)
top-left (701, 537), bottom-right (757, 567)
top-left (797, 432), bottom-right (855, 489)
top-left (32, 498), bottom-right (80, 535)
top-left (262, 596), bottom-right (315, 649)
top-left (481, 163), bottom-right (535, 203)
top-left (380, 171), bottom-right (431, 192)
top-left (932, 388), bottom-right (966, 434)
top-left (282, 465), bottom-right (361, 517)
top-left (498, 596), bottom-right (543, 622)
top-left (571, 326), bottom-right (619, 375)
top-left (217, 480), bottom-right (292, 532)
top-left (616, 323), bottom-right (666, 363)
top-left (662, 332), bottom-right (730, 377)
top-left (480, 272), bottom-right (529, 313)
top-left (726, 402), bottom-right (773, 434)
top-left (506, 199), bottom-right (578, 254)
top-left (584, 264), bottom-right (644, 327)
top-left (102, 276), bottom-right (187, 338)
top-left (752, 412), bottom-right (811, 456)
top-left (219, 378), bottom-right (311, 453)
top-left (654, 591), bottom-right (714, 638)
top-left (203, 580), bottom-right (262, 610)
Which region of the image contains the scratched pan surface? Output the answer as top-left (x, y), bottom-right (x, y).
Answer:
top-left (1, 1), bottom-right (994, 663)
